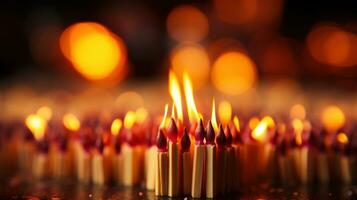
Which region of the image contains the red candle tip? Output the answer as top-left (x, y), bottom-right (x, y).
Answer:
top-left (167, 118), bottom-right (178, 142)
top-left (156, 128), bottom-right (167, 151)
top-left (181, 128), bottom-right (191, 152)
top-left (206, 120), bottom-right (215, 145)
top-left (195, 119), bottom-right (205, 145)
top-left (216, 124), bottom-right (226, 147)
top-left (225, 126), bottom-right (232, 147)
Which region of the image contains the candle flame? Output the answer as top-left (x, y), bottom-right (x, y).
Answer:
top-left (169, 70), bottom-right (183, 121)
top-left (211, 98), bottom-right (218, 132)
top-left (160, 104), bottom-right (169, 129)
top-left (252, 120), bottom-right (268, 142)
top-left (135, 107), bottom-right (148, 124)
top-left (218, 100), bottom-right (232, 126)
top-left (25, 114), bottom-right (46, 140)
top-left (321, 105), bottom-right (345, 133)
top-left (36, 106), bottom-right (52, 121)
top-left (111, 118), bottom-right (122, 136)
top-left (63, 113), bottom-right (81, 131)
top-left (183, 72), bottom-right (200, 123)
top-left (337, 132), bottom-right (348, 144)
top-left (292, 119), bottom-right (303, 145)
top-left (290, 104), bottom-right (306, 120)
top-left (248, 116), bottom-right (260, 130)
top-left (261, 116), bottom-right (275, 129)
top-left (233, 116), bottom-right (240, 132)
top-left (124, 111), bottom-right (136, 129)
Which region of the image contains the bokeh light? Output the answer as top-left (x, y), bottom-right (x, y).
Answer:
top-left (60, 22), bottom-right (127, 81)
top-left (321, 105), bottom-right (345, 133)
top-left (171, 43), bottom-right (210, 88)
top-left (167, 5), bottom-right (208, 42)
top-left (211, 51), bottom-right (257, 95)
top-left (290, 104), bottom-right (306, 120)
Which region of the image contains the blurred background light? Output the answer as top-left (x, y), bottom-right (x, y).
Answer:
top-left (60, 22), bottom-right (127, 81)
top-left (211, 51), bottom-right (257, 95)
top-left (167, 5), bottom-right (209, 42)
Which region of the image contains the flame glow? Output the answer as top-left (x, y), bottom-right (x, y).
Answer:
top-left (252, 120), bottom-right (268, 142)
top-left (233, 116), bottom-right (240, 132)
top-left (36, 106), bottom-right (52, 121)
top-left (63, 113), bottom-right (80, 131)
top-left (290, 104), bottom-right (306, 120)
top-left (292, 119), bottom-right (303, 145)
top-left (218, 100), bottom-right (232, 126)
top-left (336, 132), bottom-right (348, 144)
top-left (261, 116), bottom-right (275, 129)
top-left (111, 118), bottom-right (122, 136)
top-left (160, 104), bottom-right (169, 129)
top-left (169, 71), bottom-right (183, 121)
top-left (211, 98), bottom-right (218, 132)
top-left (183, 72), bottom-right (200, 123)
top-left (321, 105), bottom-right (345, 133)
top-left (248, 117), bottom-right (260, 130)
top-left (124, 111), bottom-right (136, 129)
top-left (25, 114), bottom-right (47, 140)
top-left (135, 108), bottom-right (148, 124)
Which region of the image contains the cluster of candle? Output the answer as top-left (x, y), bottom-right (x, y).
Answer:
top-left (0, 71), bottom-right (356, 198)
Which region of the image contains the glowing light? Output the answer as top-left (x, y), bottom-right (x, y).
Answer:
top-left (115, 91), bottom-right (144, 110)
top-left (111, 118), bottom-right (122, 136)
top-left (211, 98), bottom-right (218, 132)
top-left (63, 113), bottom-right (80, 131)
top-left (290, 104), bottom-right (306, 120)
top-left (336, 132), bottom-right (348, 144)
top-left (261, 116), bottom-right (275, 129)
top-left (124, 111), bottom-right (136, 129)
top-left (233, 116), bottom-right (240, 132)
top-left (183, 72), bottom-right (200, 123)
top-left (25, 114), bottom-right (46, 140)
top-left (171, 44), bottom-right (210, 88)
top-left (248, 117), bottom-right (260, 130)
top-left (218, 100), bottom-right (232, 126)
top-left (211, 51), bottom-right (256, 95)
top-left (292, 119), bottom-right (303, 145)
top-left (321, 105), bottom-right (345, 133)
top-left (324, 30), bottom-right (351, 66)
top-left (135, 108), bottom-right (148, 124)
top-left (160, 104), bottom-right (169, 129)
top-left (167, 5), bottom-right (209, 42)
top-left (36, 106), bottom-right (52, 121)
top-left (60, 22), bottom-right (126, 80)
top-left (252, 120), bottom-right (268, 142)
top-left (169, 70), bottom-right (183, 121)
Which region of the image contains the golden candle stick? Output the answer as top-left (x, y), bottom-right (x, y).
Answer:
top-left (216, 125), bottom-right (227, 195)
top-left (317, 152), bottom-right (330, 183)
top-left (205, 121), bottom-right (216, 198)
top-left (122, 144), bottom-right (144, 186)
top-left (18, 141), bottom-right (34, 173)
top-left (76, 146), bottom-right (91, 184)
top-left (339, 155), bottom-right (351, 183)
top-left (33, 153), bottom-right (49, 179)
top-left (191, 120), bottom-right (205, 198)
top-left (167, 118), bottom-right (180, 197)
top-left (113, 153), bottom-right (123, 185)
top-left (145, 146), bottom-right (157, 190)
top-left (155, 129), bottom-right (168, 196)
top-left (181, 128), bottom-right (192, 196)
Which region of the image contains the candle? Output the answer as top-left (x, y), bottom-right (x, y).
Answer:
top-left (167, 118), bottom-right (180, 197)
top-left (191, 119), bottom-right (205, 198)
top-left (180, 127), bottom-right (192, 196)
top-left (205, 120), bottom-right (216, 198)
top-left (155, 128), bottom-right (168, 196)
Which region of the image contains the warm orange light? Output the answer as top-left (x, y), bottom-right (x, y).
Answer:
top-left (60, 22), bottom-right (126, 80)
top-left (248, 117), bottom-right (260, 130)
top-left (261, 116), bottom-right (275, 129)
top-left (290, 104), bottom-right (306, 120)
top-left (36, 106), bottom-right (52, 121)
top-left (183, 72), bottom-right (200, 123)
top-left (111, 118), bottom-right (122, 136)
top-left (159, 104), bottom-right (169, 129)
top-left (135, 107), bottom-right (148, 124)
top-left (63, 113), bottom-right (80, 131)
top-left (324, 30), bottom-right (351, 66)
top-left (336, 132), bottom-right (348, 144)
top-left (167, 5), bottom-right (209, 42)
top-left (211, 98), bottom-right (219, 133)
top-left (321, 105), bottom-right (345, 133)
top-left (218, 100), bottom-right (232, 126)
top-left (292, 119), bottom-right (303, 145)
top-left (211, 51), bottom-right (256, 95)
top-left (169, 70), bottom-right (183, 121)
top-left (25, 114), bottom-right (47, 140)
top-left (233, 116), bottom-right (240, 132)
top-left (115, 91), bottom-right (144, 110)
top-left (124, 111), bottom-right (136, 129)
top-left (171, 44), bottom-right (210, 88)
top-left (252, 120), bottom-right (268, 142)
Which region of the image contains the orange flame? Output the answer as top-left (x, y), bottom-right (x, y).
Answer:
top-left (124, 111), bottom-right (136, 129)
top-left (233, 116), bottom-right (240, 132)
top-left (111, 118), bottom-right (122, 136)
top-left (183, 72), bottom-right (200, 123)
top-left (336, 132), bottom-right (348, 144)
top-left (36, 106), bottom-right (52, 121)
top-left (218, 100), bottom-right (232, 126)
top-left (25, 114), bottom-right (47, 140)
top-left (252, 119), bottom-right (268, 142)
top-left (160, 104), bottom-right (169, 129)
top-left (169, 70), bottom-right (183, 121)
top-left (211, 98), bottom-right (218, 132)
top-left (63, 113), bottom-right (80, 131)
top-left (292, 119), bottom-right (303, 145)
top-left (321, 105), bottom-right (345, 133)
top-left (135, 107), bottom-right (148, 124)
top-left (248, 117), bottom-right (260, 130)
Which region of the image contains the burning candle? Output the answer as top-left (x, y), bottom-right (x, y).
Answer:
top-left (181, 127), bottom-right (192, 196)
